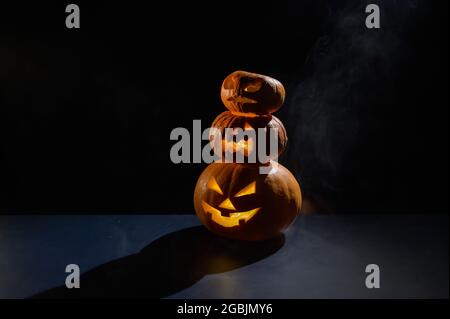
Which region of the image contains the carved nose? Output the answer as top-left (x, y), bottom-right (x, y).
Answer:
top-left (219, 198), bottom-right (236, 211)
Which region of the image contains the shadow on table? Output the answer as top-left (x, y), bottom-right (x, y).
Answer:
top-left (31, 226), bottom-right (284, 298)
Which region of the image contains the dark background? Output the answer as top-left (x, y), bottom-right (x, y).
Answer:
top-left (0, 0), bottom-right (448, 214)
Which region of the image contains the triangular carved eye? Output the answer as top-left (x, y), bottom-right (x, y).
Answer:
top-left (207, 177), bottom-right (223, 195)
top-left (243, 78), bottom-right (262, 93)
top-left (244, 122), bottom-right (253, 130)
top-left (234, 181), bottom-right (256, 197)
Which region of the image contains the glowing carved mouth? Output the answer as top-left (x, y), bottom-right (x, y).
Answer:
top-left (228, 96), bottom-right (257, 104)
top-left (201, 201), bottom-right (260, 228)
top-left (221, 139), bottom-right (255, 155)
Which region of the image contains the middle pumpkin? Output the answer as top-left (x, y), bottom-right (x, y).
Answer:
top-left (209, 111), bottom-right (287, 164)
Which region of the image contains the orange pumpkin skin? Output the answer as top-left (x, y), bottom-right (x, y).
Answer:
top-left (194, 162), bottom-right (302, 241)
top-left (221, 71), bottom-right (285, 115)
top-left (209, 111), bottom-right (288, 163)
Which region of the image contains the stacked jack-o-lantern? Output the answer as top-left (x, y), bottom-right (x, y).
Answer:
top-left (194, 71), bottom-right (302, 241)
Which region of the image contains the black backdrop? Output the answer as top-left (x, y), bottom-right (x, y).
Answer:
top-left (0, 0), bottom-right (448, 213)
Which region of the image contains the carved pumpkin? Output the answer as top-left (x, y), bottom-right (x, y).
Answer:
top-left (194, 162), bottom-right (302, 241)
top-left (221, 70), bottom-right (285, 115)
top-left (209, 111), bottom-right (287, 163)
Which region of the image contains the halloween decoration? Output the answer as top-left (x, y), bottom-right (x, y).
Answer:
top-left (221, 70), bottom-right (285, 115)
top-left (209, 111), bottom-right (287, 162)
top-left (194, 71), bottom-right (302, 241)
top-left (194, 162), bottom-right (301, 240)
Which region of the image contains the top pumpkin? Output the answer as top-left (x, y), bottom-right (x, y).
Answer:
top-left (221, 71), bottom-right (285, 115)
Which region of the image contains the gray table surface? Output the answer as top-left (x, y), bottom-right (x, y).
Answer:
top-left (0, 214), bottom-right (447, 299)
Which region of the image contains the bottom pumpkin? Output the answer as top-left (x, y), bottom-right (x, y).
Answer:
top-left (194, 161), bottom-right (302, 241)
